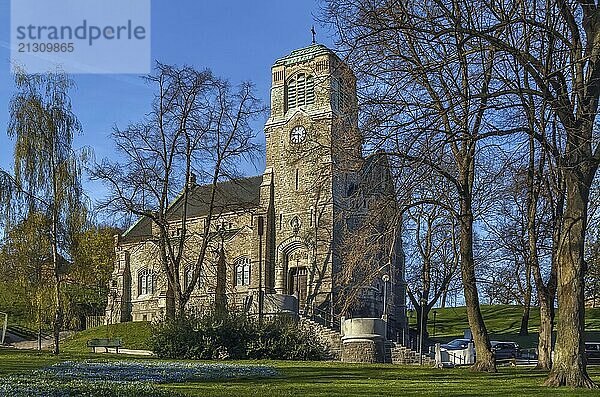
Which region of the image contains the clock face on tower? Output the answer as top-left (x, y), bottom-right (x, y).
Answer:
top-left (290, 125), bottom-right (307, 144)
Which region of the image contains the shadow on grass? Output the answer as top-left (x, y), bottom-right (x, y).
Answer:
top-left (4, 349), bottom-right (600, 397)
top-left (161, 363), bottom-right (600, 397)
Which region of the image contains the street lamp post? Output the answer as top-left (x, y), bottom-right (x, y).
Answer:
top-left (382, 274), bottom-right (390, 316)
top-left (419, 298), bottom-right (426, 365)
top-left (382, 274), bottom-right (390, 340)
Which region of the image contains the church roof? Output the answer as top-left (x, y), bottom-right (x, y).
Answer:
top-left (122, 175), bottom-right (263, 242)
top-left (167, 175), bottom-right (263, 220)
top-left (273, 43), bottom-right (339, 67)
top-left (122, 216), bottom-right (153, 242)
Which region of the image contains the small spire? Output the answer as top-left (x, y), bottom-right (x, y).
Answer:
top-left (311, 26), bottom-right (316, 44)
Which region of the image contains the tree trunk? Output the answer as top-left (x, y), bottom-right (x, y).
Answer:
top-left (215, 245), bottom-right (227, 316)
top-left (537, 295), bottom-right (554, 370)
top-left (520, 262), bottom-right (532, 336)
top-left (544, 172), bottom-right (596, 388)
top-left (519, 300), bottom-right (531, 336)
top-left (51, 228), bottom-right (63, 355)
top-left (52, 248), bottom-right (62, 355)
top-left (51, 162), bottom-right (62, 356)
top-left (165, 284), bottom-right (175, 320)
top-left (415, 304), bottom-right (430, 341)
top-left (459, 197), bottom-right (495, 372)
top-left (175, 293), bottom-right (186, 319)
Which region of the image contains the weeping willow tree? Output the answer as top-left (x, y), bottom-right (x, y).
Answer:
top-left (3, 69), bottom-right (86, 354)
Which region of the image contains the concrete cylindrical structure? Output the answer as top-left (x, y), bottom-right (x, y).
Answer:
top-left (341, 318), bottom-right (386, 363)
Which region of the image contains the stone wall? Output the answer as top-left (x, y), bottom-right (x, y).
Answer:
top-left (385, 341), bottom-right (436, 365)
top-left (341, 340), bottom-right (385, 363)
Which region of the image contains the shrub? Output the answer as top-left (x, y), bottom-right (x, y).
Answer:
top-left (246, 317), bottom-right (325, 360)
top-left (151, 312), bottom-right (326, 361)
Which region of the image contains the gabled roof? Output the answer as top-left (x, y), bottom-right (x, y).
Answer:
top-left (122, 176), bottom-right (263, 243)
top-left (122, 216), bottom-right (153, 242)
top-left (167, 175), bottom-right (262, 220)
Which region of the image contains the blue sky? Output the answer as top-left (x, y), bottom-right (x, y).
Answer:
top-left (0, 1), bottom-right (334, 216)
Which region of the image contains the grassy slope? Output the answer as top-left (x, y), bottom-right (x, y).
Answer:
top-left (2, 349), bottom-right (600, 397)
top-left (410, 305), bottom-right (600, 347)
top-left (61, 321), bottom-right (152, 352)
top-left (60, 305), bottom-right (600, 352)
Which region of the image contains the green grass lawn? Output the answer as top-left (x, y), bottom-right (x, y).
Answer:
top-left (61, 321), bottom-right (152, 352)
top-left (412, 305), bottom-right (600, 348)
top-left (9, 306), bottom-right (600, 395)
top-left (2, 348), bottom-right (600, 396)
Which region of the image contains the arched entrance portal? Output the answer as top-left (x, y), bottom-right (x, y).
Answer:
top-left (286, 248), bottom-right (309, 313)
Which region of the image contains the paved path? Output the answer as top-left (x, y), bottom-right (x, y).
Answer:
top-left (9, 331), bottom-right (76, 350)
top-left (5, 331), bottom-right (154, 356)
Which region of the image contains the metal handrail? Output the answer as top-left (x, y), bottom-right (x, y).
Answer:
top-left (308, 303), bottom-right (342, 330)
top-left (447, 350), bottom-right (467, 365)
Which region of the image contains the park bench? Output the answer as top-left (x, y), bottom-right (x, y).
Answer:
top-left (87, 338), bottom-right (122, 353)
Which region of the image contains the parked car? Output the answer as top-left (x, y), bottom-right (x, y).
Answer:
top-left (585, 342), bottom-right (600, 364)
top-left (439, 338), bottom-right (475, 365)
top-left (440, 338), bottom-right (472, 351)
top-left (490, 341), bottom-right (519, 360)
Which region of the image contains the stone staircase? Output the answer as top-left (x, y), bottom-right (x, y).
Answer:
top-left (298, 316), bottom-right (342, 360)
top-left (385, 341), bottom-right (436, 365)
top-left (298, 315), bottom-right (436, 365)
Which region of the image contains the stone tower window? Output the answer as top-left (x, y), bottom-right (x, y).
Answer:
top-left (332, 78), bottom-right (350, 113)
top-left (184, 266), bottom-right (204, 290)
top-left (235, 257), bottom-right (251, 286)
top-left (286, 73), bottom-right (315, 111)
top-left (137, 268), bottom-right (155, 296)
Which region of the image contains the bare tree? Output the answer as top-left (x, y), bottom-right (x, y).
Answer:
top-left (322, 0), bottom-right (524, 371)
top-left (404, 184), bottom-right (459, 338)
top-left (92, 63), bottom-right (263, 317)
top-left (483, 160), bottom-right (548, 337)
top-left (335, 153), bottom-right (400, 319)
top-left (455, 1), bottom-right (600, 385)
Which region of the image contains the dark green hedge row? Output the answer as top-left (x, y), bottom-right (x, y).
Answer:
top-left (151, 312), bottom-right (326, 361)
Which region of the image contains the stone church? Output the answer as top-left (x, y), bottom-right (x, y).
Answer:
top-left (105, 43), bottom-right (408, 341)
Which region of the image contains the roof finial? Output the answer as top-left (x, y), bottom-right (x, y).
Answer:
top-left (311, 26), bottom-right (316, 44)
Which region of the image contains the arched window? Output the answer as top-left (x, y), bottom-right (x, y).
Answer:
top-left (235, 257), bottom-right (251, 286)
top-left (286, 73), bottom-right (315, 111)
top-left (138, 268), bottom-right (155, 296)
top-left (184, 266), bottom-right (204, 290)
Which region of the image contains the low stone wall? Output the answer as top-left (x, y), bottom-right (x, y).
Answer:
top-left (341, 339), bottom-right (385, 363)
top-left (385, 341), bottom-right (436, 365)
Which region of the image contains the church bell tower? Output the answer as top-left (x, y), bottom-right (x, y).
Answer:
top-left (262, 43), bottom-right (361, 313)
